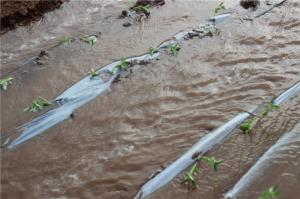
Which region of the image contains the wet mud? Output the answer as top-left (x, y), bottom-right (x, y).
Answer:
top-left (1, 0), bottom-right (300, 199)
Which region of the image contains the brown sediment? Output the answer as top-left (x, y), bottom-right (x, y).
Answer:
top-left (0, 0), bottom-right (67, 33)
top-left (1, 1), bottom-right (300, 199)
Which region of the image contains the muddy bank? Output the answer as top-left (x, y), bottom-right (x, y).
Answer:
top-left (1, 0), bottom-right (67, 33)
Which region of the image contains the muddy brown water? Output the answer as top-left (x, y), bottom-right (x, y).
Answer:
top-left (1, 0), bottom-right (300, 199)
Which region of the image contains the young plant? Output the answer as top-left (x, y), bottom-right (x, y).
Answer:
top-left (0, 76), bottom-right (13, 91)
top-left (59, 36), bottom-right (74, 46)
top-left (88, 69), bottom-right (99, 79)
top-left (261, 101), bottom-right (279, 117)
top-left (214, 2), bottom-right (226, 15)
top-left (24, 97), bottom-right (52, 112)
top-left (181, 162), bottom-right (201, 188)
top-left (132, 4), bottom-right (151, 17)
top-left (112, 58), bottom-right (130, 74)
top-left (149, 47), bottom-right (159, 56)
top-left (240, 100), bottom-right (280, 134)
top-left (206, 26), bottom-right (215, 37)
top-left (239, 117), bottom-right (259, 134)
top-left (200, 156), bottom-right (224, 172)
top-left (82, 35), bottom-right (97, 46)
top-left (168, 44), bottom-right (181, 56)
top-left (259, 185), bottom-right (280, 199)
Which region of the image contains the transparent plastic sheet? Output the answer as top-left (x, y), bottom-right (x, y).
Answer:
top-left (224, 122), bottom-right (300, 199)
top-left (3, 13), bottom-right (232, 149)
top-left (135, 81), bottom-right (300, 199)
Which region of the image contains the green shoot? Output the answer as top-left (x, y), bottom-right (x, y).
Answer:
top-left (239, 117), bottom-right (259, 134)
top-left (168, 44), bottom-right (181, 56)
top-left (214, 2), bottom-right (226, 15)
top-left (88, 69), bottom-right (99, 79)
top-left (206, 26), bottom-right (215, 37)
top-left (82, 35), bottom-right (97, 46)
top-left (181, 162), bottom-right (201, 188)
top-left (259, 185), bottom-right (280, 199)
top-left (240, 100), bottom-right (279, 134)
top-left (149, 47), bottom-right (159, 56)
top-left (59, 36), bottom-right (74, 46)
top-left (112, 58), bottom-right (130, 74)
top-left (24, 97), bottom-right (52, 112)
top-left (0, 76), bottom-right (13, 91)
top-left (132, 4), bottom-right (151, 17)
top-left (261, 101), bottom-right (279, 117)
top-left (200, 156), bottom-right (224, 172)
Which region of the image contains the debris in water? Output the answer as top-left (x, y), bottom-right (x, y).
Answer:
top-left (240, 0), bottom-right (260, 10)
top-left (134, 0), bottom-right (165, 7)
top-left (123, 21), bottom-right (132, 27)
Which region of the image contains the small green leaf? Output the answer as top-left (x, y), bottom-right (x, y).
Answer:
top-left (24, 97), bottom-right (52, 113)
top-left (259, 185), bottom-right (280, 199)
top-left (149, 47), bottom-right (159, 56)
top-left (88, 69), bottom-right (99, 79)
top-left (132, 4), bottom-right (151, 16)
top-left (168, 44), bottom-right (181, 56)
top-left (112, 58), bottom-right (130, 74)
top-left (201, 156), bottom-right (224, 172)
top-left (0, 76), bottom-right (13, 91)
top-left (59, 36), bottom-right (74, 46)
top-left (82, 35), bottom-right (97, 46)
top-left (214, 2), bottom-right (226, 15)
top-left (181, 161), bottom-right (201, 188)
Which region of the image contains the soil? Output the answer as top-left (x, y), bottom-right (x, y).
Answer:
top-left (0, 0), bottom-right (67, 33)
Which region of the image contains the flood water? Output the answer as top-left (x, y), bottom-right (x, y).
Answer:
top-left (1, 0), bottom-right (300, 199)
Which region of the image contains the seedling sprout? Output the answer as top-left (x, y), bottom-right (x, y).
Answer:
top-left (168, 44), bottom-right (181, 56)
top-left (59, 36), bottom-right (74, 46)
top-left (0, 76), bottom-right (13, 91)
top-left (112, 58), bottom-right (130, 74)
top-left (24, 97), bottom-right (52, 112)
top-left (240, 100), bottom-right (280, 134)
top-left (149, 47), bottom-right (159, 56)
top-left (181, 162), bottom-right (201, 188)
top-left (200, 156), bottom-right (224, 172)
top-left (259, 185), bottom-right (280, 199)
top-left (131, 4), bottom-right (151, 17)
top-left (82, 35), bottom-right (97, 46)
top-left (214, 2), bottom-right (226, 15)
top-left (88, 69), bottom-right (99, 79)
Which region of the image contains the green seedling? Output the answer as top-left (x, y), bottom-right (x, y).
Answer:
top-left (112, 58), bottom-right (130, 74)
top-left (239, 117), bottom-right (259, 134)
top-left (24, 97), bottom-right (52, 112)
top-left (261, 101), bottom-right (279, 117)
top-left (259, 185), bottom-right (280, 199)
top-left (181, 162), bottom-right (201, 188)
top-left (200, 156), bottom-right (224, 172)
top-left (214, 2), bottom-right (226, 15)
top-left (0, 76), bottom-right (13, 91)
top-left (82, 35), bottom-right (97, 46)
top-left (206, 26), bottom-right (215, 37)
top-left (149, 47), bottom-right (159, 56)
top-left (168, 44), bottom-right (181, 56)
top-left (131, 4), bottom-right (151, 17)
top-left (88, 69), bottom-right (99, 79)
top-left (240, 100), bottom-right (279, 134)
top-left (59, 36), bottom-right (74, 46)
